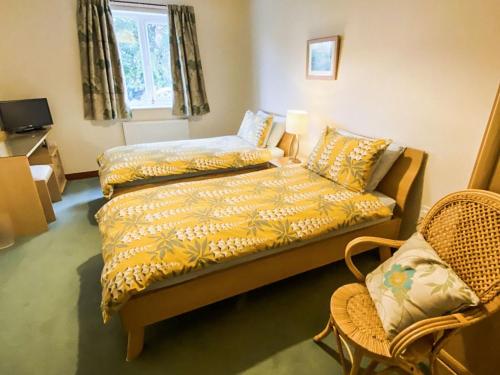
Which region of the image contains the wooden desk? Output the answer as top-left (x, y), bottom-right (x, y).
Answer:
top-left (0, 129), bottom-right (52, 236)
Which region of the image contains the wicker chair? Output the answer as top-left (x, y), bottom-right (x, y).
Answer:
top-left (314, 190), bottom-right (500, 374)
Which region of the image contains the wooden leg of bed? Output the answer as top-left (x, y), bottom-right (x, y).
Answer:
top-left (126, 327), bottom-right (145, 361)
top-left (378, 246), bottom-right (392, 261)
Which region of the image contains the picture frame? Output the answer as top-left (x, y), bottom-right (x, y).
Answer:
top-left (306, 36), bottom-right (340, 80)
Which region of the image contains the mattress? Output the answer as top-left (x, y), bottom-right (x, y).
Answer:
top-left (96, 165), bottom-right (394, 321)
top-left (98, 135), bottom-right (273, 198)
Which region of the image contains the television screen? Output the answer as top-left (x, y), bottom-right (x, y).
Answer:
top-left (0, 98), bottom-right (53, 133)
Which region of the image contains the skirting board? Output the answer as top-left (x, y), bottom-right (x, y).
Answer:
top-left (65, 170), bottom-right (98, 180)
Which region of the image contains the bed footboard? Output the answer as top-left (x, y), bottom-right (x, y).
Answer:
top-left (119, 218), bottom-right (402, 360)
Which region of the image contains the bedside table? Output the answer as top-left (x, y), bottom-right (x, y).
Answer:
top-left (269, 157), bottom-right (302, 168)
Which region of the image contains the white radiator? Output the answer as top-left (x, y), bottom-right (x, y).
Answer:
top-left (122, 120), bottom-right (190, 145)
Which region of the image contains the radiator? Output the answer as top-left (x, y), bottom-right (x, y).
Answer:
top-left (122, 120), bottom-right (190, 145)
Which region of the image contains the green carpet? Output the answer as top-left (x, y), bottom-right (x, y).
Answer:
top-left (0, 178), bottom-right (382, 375)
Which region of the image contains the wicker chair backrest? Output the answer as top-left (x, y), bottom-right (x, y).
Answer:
top-left (420, 190), bottom-right (500, 304)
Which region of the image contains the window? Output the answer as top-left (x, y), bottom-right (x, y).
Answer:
top-left (112, 9), bottom-right (172, 109)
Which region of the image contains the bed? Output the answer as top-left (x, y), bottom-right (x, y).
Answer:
top-left (98, 114), bottom-right (293, 198)
top-left (95, 147), bottom-right (424, 360)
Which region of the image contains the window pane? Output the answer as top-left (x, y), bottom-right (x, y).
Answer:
top-left (113, 15), bottom-right (147, 106)
top-left (146, 23), bottom-right (172, 106)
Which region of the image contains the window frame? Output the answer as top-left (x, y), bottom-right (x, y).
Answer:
top-left (111, 6), bottom-right (172, 110)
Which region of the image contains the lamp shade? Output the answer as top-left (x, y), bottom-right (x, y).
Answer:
top-left (286, 110), bottom-right (308, 135)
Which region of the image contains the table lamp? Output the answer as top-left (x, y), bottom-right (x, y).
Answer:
top-left (286, 110), bottom-right (308, 162)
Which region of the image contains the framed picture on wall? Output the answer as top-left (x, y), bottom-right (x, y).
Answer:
top-left (306, 36), bottom-right (340, 80)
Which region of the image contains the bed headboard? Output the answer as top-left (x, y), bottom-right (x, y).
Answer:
top-left (377, 148), bottom-right (426, 218)
top-left (277, 132), bottom-right (295, 157)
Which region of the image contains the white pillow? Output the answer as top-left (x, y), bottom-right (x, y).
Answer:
top-left (237, 110), bottom-right (254, 140)
top-left (336, 129), bottom-right (405, 191)
top-left (237, 110), bottom-right (274, 147)
top-left (257, 111), bottom-right (286, 147)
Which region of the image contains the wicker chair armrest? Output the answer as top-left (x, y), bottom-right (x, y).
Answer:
top-left (389, 310), bottom-right (484, 358)
top-left (345, 237), bottom-right (405, 281)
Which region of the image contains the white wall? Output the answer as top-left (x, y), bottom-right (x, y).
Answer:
top-left (0, 0), bottom-right (252, 173)
top-left (1, 0), bottom-right (498, 208)
top-left (249, 0), bottom-right (500, 207)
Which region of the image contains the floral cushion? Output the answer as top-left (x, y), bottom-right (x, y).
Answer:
top-left (306, 127), bottom-right (390, 192)
top-left (237, 110), bottom-right (273, 147)
top-left (366, 232), bottom-right (480, 338)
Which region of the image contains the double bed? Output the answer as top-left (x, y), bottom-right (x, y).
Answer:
top-left (95, 147), bottom-right (424, 360)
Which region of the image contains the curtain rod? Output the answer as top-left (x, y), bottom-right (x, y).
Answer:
top-left (110, 1), bottom-right (167, 9)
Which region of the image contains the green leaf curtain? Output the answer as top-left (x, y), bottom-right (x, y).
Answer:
top-left (168, 5), bottom-right (210, 117)
top-left (77, 0), bottom-right (131, 120)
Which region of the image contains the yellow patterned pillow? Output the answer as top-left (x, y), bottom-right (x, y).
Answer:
top-left (306, 127), bottom-right (391, 192)
top-left (237, 110), bottom-right (273, 147)
top-left (256, 114), bottom-right (273, 146)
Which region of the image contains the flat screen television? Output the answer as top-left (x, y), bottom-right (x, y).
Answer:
top-left (0, 98), bottom-right (53, 133)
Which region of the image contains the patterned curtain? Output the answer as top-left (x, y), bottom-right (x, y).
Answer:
top-left (77, 0), bottom-right (131, 120)
top-left (168, 5), bottom-right (210, 117)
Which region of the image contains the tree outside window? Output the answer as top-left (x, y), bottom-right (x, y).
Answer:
top-left (113, 10), bottom-right (173, 108)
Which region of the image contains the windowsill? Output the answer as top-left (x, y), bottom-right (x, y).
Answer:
top-left (131, 106), bottom-right (172, 111)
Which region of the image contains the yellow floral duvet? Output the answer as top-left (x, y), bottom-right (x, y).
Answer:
top-left (98, 135), bottom-right (272, 198)
top-left (96, 165), bottom-right (392, 322)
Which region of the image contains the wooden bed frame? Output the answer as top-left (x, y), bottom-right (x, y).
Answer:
top-left (116, 147), bottom-right (425, 360)
top-left (111, 133), bottom-right (296, 197)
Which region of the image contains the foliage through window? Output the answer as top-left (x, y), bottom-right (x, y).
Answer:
top-left (112, 9), bottom-right (172, 108)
